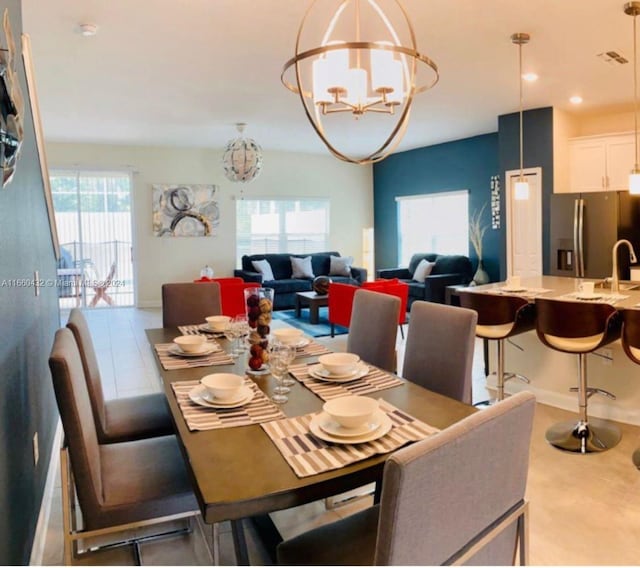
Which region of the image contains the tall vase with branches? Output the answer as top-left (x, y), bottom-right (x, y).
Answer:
top-left (470, 203), bottom-right (490, 284)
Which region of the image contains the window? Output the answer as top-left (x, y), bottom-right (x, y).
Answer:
top-left (396, 191), bottom-right (469, 266)
top-left (236, 198), bottom-right (330, 262)
top-left (50, 169), bottom-right (134, 308)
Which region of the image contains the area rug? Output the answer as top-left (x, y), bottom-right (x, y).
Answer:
top-left (272, 307), bottom-right (348, 338)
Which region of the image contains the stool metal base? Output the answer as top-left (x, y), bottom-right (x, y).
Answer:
top-left (633, 448), bottom-right (640, 469)
top-left (545, 419), bottom-right (621, 453)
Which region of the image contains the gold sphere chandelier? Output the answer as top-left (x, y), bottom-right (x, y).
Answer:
top-left (281, 0), bottom-right (439, 165)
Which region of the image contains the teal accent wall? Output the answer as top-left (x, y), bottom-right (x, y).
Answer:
top-left (0, 0), bottom-right (61, 563)
top-left (373, 107), bottom-right (555, 283)
top-left (373, 133), bottom-right (501, 281)
top-left (498, 106), bottom-right (554, 278)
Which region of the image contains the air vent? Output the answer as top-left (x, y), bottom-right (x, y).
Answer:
top-left (597, 51), bottom-right (629, 65)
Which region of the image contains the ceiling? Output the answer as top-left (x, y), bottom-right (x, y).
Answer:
top-left (19, 0), bottom-right (640, 158)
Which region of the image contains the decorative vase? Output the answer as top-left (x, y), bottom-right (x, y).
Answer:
top-left (244, 287), bottom-right (274, 372)
top-left (312, 275), bottom-right (332, 295)
top-left (473, 260), bottom-right (490, 285)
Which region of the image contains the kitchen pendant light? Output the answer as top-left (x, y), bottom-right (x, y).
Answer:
top-left (281, 0), bottom-right (439, 165)
top-left (626, 2), bottom-right (640, 194)
top-left (512, 32), bottom-right (530, 201)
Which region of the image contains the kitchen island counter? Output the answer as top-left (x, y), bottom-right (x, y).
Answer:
top-left (462, 275), bottom-right (640, 425)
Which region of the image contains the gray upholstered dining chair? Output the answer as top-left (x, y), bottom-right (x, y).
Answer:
top-left (49, 328), bottom-right (199, 564)
top-left (347, 288), bottom-right (401, 372)
top-left (66, 308), bottom-right (174, 444)
top-left (402, 300), bottom-right (478, 405)
top-left (277, 391), bottom-right (535, 566)
top-left (161, 281), bottom-right (222, 327)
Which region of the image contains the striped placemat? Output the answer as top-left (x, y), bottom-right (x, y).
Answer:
top-left (485, 287), bottom-right (552, 299)
top-left (171, 379), bottom-right (286, 431)
top-left (288, 362), bottom-right (404, 401)
top-left (295, 340), bottom-right (331, 359)
top-left (558, 292), bottom-right (629, 305)
top-left (178, 324), bottom-right (224, 337)
top-left (154, 343), bottom-right (234, 370)
top-left (261, 399), bottom-right (439, 478)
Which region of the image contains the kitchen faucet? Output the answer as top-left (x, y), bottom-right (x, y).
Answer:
top-left (611, 239), bottom-right (638, 293)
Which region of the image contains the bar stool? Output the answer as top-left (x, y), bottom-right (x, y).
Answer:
top-left (620, 309), bottom-right (640, 468)
top-left (458, 291), bottom-right (535, 404)
top-left (535, 298), bottom-right (622, 454)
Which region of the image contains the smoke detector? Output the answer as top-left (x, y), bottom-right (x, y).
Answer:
top-left (78, 23), bottom-right (98, 37)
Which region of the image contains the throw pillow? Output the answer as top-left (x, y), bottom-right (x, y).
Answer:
top-left (412, 259), bottom-right (435, 283)
top-left (329, 255), bottom-right (353, 277)
top-left (291, 256), bottom-right (315, 279)
top-left (252, 259), bottom-right (275, 281)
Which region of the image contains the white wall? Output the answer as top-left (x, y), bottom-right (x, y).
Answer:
top-left (46, 143), bottom-right (373, 307)
top-left (572, 108), bottom-right (634, 137)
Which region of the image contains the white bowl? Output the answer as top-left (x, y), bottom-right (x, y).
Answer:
top-left (206, 315), bottom-right (231, 331)
top-left (173, 335), bottom-right (207, 353)
top-left (323, 396), bottom-right (379, 429)
top-left (272, 328), bottom-right (304, 345)
top-left (318, 353), bottom-right (361, 376)
top-left (200, 373), bottom-right (244, 401)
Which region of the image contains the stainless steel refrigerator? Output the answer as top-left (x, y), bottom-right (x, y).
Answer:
top-left (548, 191), bottom-right (640, 279)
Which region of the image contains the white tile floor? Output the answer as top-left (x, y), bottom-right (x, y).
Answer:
top-left (41, 307), bottom-right (640, 565)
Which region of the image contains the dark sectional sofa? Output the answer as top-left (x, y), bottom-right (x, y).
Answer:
top-left (234, 251), bottom-right (367, 310)
top-left (377, 253), bottom-right (473, 307)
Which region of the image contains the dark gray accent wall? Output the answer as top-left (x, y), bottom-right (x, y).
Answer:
top-left (373, 133), bottom-right (501, 282)
top-left (498, 106), bottom-right (554, 278)
top-left (0, 0), bottom-right (60, 564)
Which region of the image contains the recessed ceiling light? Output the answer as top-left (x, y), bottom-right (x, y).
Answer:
top-left (522, 72), bottom-right (538, 82)
top-left (570, 95), bottom-right (583, 104)
top-left (78, 23), bottom-right (98, 37)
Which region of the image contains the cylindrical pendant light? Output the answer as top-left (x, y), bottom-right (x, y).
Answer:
top-left (512, 32), bottom-right (530, 201)
top-left (625, 3), bottom-right (640, 194)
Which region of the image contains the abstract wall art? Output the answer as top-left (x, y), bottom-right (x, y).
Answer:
top-left (152, 184), bottom-right (220, 237)
top-left (490, 175), bottom-right (500, 229)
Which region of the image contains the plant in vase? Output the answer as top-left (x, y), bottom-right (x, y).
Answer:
top-left (470, 203), bottom-right (490, 285)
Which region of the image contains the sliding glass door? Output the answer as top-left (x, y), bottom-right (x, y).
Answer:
top-left (51, 169), bottom-right (135, 308)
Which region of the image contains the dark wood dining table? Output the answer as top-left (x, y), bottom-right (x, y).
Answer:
top-left (146, 327), bottom-right (476, 561)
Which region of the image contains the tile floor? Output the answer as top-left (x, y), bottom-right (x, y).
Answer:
top-left (40, 307), bottom-right (640, 565)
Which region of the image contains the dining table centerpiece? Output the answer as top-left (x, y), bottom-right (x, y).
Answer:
top-left (244, 287), bottom-right (274, 372)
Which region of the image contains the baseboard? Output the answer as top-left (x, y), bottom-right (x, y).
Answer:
top-left (29, 419), bottom-right (63, 566)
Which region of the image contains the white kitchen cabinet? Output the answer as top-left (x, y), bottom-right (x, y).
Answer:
top-left (568, 133), bottom-right (636, 193)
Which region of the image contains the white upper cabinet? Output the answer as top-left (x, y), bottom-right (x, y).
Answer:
top-left (568, 133), bottom-right (636, 193)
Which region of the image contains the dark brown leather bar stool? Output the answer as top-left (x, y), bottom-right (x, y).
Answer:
top-left (535, 298), bottom-right (622, 454)
top-left (458, 291), bottom-right (535, 404)
top-left (620, 309), bottom-right (640, 468)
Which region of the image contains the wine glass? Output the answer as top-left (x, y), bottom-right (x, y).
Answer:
top-left (224, 321), bottom-right (240, 359)
top-left (279, 343), bottom-right (297, 387)
top-left (233, 314), bottom-right (250, 354)
top-left (269, 343), bottom-right (290, 404)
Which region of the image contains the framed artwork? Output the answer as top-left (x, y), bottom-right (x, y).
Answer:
top-left (152, 184), bottom-right (220, 237)
top-left (490, 175), bottom-right (500, 229)
top-left (22, 33), bottom-right (59, 259)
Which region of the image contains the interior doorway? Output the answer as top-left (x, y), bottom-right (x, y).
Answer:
top-left (505, 167), bottom-right (542, 278)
